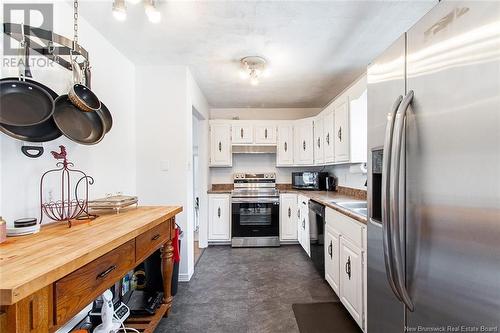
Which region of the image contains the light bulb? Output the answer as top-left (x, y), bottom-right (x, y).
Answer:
top-left (112, 0), bottom-right (127, 21)
top-left (250, 77), bottom-right (259, 86)
top-left (112, 1), bottom-right (126, 21)
top-left (145, 2), bottom-right (161, 23)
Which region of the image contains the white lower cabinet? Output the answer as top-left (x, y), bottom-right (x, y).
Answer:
top-left (297, 195), bottom-right (310, 256)
top-left (324, 224), bottom-right (340, 294)
top-left (208, 194), bottom-right (230, 241)
top-left (279, 193), bottom-right (298, 241)
top-left (340, 236), bottom-right (363, 328)
top-left (325, 207), bottom-right (366, 331)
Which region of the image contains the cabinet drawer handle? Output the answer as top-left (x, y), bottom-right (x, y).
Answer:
top-left (284, 142), bottom-right (288, 152)
top-left (326, 133), bottom-right (330, 145)
top-left (265, 128), bottom-right (268, 139)
top-left (218, 141), bottom-right (222, 152)
top-left (328, 241), bottom-right (333, 258)
top-left (240, 128), bottom-right (244, 138)
top-left (338, 127), bottom-right (342, 142)
top-left (346, 256), bottom-right (351, 280)
top-left (151, 233), bottom-right (160, 241)
top-left (96, 265), bottom-right (117, 280)
top-left (303, 140), bottom-right (306, 151)
top-left (288, 207), bottom-right (291, 218)
top-left (217, 207), bottom-right (221, 218)
top-left (317, 137), bottom-right (321, 148)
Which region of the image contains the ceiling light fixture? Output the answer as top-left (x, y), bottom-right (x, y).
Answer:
top-left (112, 0), bottom-right (127, 21)
top-left (145, 0), bottom-right (161, 23)
top-left (240, 56), bottom-right (268, 86)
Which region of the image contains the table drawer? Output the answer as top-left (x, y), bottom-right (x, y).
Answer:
top-left (135, 221), bottom-right (170, 261)
top-left (54, 240), bottom-right (135, 325)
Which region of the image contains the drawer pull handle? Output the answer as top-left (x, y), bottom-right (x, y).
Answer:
top-left (284, 141), bottom-right (287, 152)
top-left (265, 128), bottom-right (268, 139)
top-left (346, 256), bottom-right (351, 280)
top-left (240, 128), bottom-right (244, 138)
top-left (218, 141), bottom-right (222, 152)
top-left (326, 133), bottom-right (330, 145)
top-left (151, 234), bottom-right (160, 241)
top-left (288, 207), bottom-right (291, 218)
top-left (328, 241), bottom-right (333, 258)
top-left (303, 140), bottom-right (306, 151)
top-left (317, 137), bottom-right (321, 148)
top-left (97, 265), bottom-right (117, 279)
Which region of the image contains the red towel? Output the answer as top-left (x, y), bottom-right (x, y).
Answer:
top-left (173, 227), bottom-right (180, 263)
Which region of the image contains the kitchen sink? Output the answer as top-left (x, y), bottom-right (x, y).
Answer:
top-left (331, 201), bottom-right (367, 216)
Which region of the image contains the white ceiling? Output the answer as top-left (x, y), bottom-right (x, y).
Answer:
top-left (79, 1), bottom-right (436, 108)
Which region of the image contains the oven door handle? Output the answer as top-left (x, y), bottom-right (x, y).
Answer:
top-left (231, 198), bottom-right (280, 204)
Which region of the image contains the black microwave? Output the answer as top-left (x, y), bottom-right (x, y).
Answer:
top-left (292, 172), bottom-right (329, 190)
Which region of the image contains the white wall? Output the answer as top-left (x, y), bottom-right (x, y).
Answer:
top-left (0, 1), bottom-right (136, 225)
top-left (135, 66), bottom-right (209, 281)
top-left (325, 164), bottom-right (367, 190)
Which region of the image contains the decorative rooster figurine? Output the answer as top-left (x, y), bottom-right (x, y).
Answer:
top-left (50, 145), bottom-right (67, 164)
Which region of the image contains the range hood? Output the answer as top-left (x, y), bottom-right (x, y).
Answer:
top-left (232, 145), bottom-right (277, 154)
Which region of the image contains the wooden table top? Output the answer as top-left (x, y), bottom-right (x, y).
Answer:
top-left (0, 206), bottom-right (182, 306)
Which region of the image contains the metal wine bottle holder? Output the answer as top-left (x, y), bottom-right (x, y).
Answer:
top-left (40, 146), bottom-right (95, 227)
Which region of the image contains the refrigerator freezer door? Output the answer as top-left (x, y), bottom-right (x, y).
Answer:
top-left (406, 1), bottom-right (500, 328)
top-left (367, 34), bottom-right (407, 333)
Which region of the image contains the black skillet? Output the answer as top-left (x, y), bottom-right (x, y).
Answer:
top-left (84, 64), bottom-right (112, 133)
top-left (68, 58), bottom-right (101, 112)
top-left (53, 95), bottom-right (105, 145)
top-left (0, 44), bottom-right (54, 127)
top-left (0, 46), bottom-right (62, 144)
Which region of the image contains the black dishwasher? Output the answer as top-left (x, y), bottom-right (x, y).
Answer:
top-left (308, 200), bottom-right (325, 278)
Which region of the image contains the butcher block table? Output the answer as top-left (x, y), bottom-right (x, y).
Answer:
top-left (0, 206), bottom-right (183, 333)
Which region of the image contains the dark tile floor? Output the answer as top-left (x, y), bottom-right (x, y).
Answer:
top-left (156, 245), bottom-right (339, 333)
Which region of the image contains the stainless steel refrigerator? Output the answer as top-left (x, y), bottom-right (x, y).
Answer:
top-left (367, 1), bottom-right (500, 332)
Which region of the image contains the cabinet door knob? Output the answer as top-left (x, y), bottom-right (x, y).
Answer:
top-left (265, 128), bottom-right (268, 139)
top-left (284, 142), bottom-right (288, 152)
top-left (288, 207), bottom-right (291, 218)
top-left (218, 142), bottom-right (222, 152)
top-left (303, 140), bottom-right (306, 151)
top-left (240, 128), bottom-right (244, 138)
top-left (217, 207), bottom-right (221, 218)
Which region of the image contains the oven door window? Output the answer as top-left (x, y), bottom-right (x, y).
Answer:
top-left (239, 204), bottom-right (272, 226)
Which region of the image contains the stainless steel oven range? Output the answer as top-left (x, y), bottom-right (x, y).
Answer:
top-left (231, 173), bottom-right (280, 247)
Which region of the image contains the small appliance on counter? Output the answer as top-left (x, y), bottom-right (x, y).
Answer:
top-left (325, 176), bottom-right (337, 191)
top-left (292, 171), bottom-right (329, 191)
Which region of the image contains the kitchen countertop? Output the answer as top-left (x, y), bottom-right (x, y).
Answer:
top-left (0, 205), bottom-right (182, 305)
top-left (207, 185), bottom-right (367, 224)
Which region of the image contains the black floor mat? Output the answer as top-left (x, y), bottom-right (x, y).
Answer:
top-left (292, 302), bottom-right (362, 333)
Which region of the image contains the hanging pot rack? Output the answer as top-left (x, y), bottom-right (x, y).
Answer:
top-left (3, 22), bottom-right (89, 71)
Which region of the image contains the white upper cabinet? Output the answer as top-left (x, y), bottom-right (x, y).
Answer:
top-left (334, 101), bottom-right (350, 162)
top-left (276, 124), bottom-right (294, 166)
top-left (314, 115), bottom-right (325, 165)
top-left (209, 122), bottom-right (232, 167)
top-left (323, 107), bottom-right (335, 164)
top-left (232, 123), bottom-right (253, 144)
top-left (293, 118), bottom-right (314, 165)
top-left (254, 124), bottom-right (277, 144)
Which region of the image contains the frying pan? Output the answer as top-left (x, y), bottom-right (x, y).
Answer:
top-left (68, 57), bottom-right (101, 112)
top-left (53, 95), bottom-right (105, 145)
top-left (0, 42), bottom-right (54, 127)
top-left (0, 78), bottom-right (62, 142)
top-left (85, 63), bottom-right (112, 133)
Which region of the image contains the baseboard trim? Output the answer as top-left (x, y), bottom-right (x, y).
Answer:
top-left (179, 272), bottom-right (191, 282)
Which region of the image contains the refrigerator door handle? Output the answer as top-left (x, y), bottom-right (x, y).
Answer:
top-left (390, 90), bottom-right (415, 311)
top-left (381, 94), bottom-right (404, 302)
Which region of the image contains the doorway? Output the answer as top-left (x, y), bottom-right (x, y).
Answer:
top-left (192, 113), bottom-right (204, 266)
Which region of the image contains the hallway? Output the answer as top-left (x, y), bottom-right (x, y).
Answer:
top-left (156, 245), bottom-right (339, 333)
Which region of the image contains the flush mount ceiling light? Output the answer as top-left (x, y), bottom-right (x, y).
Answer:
top-left (112, 0), bottom-right (161, 23)
top-left (239, 56), bottom-right (269, 86)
